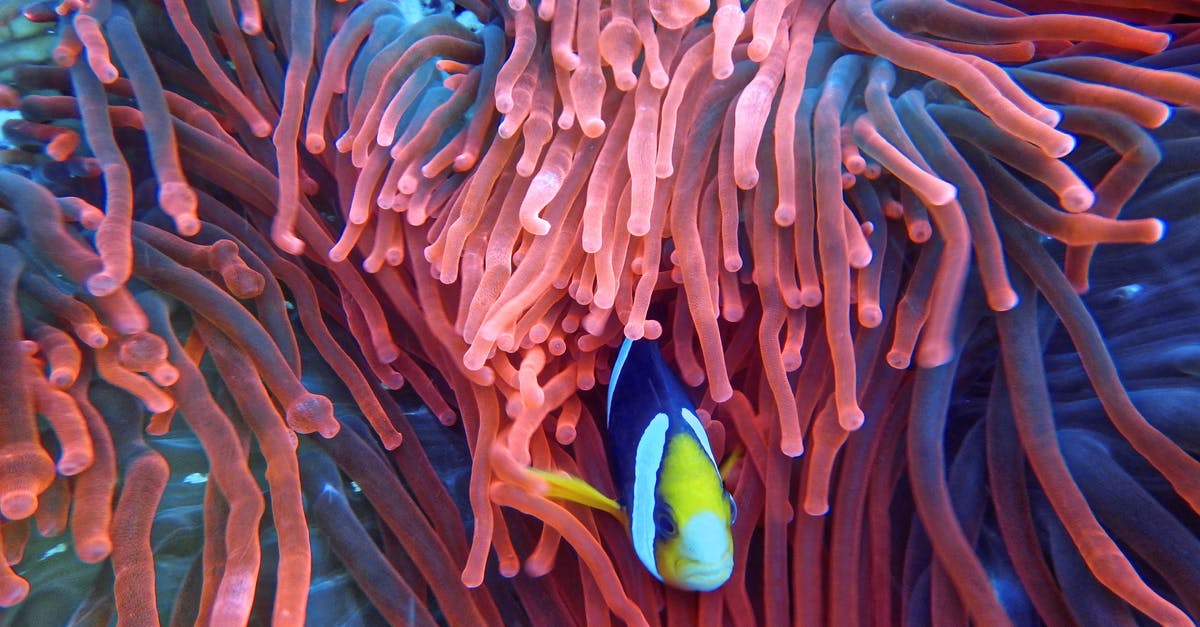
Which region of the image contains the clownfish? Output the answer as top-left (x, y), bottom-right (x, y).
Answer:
top-left (532, 338), bottom-right (736, 591)
top-left (607, 337), bottom-right (736, 590)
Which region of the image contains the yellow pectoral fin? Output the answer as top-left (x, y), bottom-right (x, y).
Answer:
top-left (719, 445), bottom-right (745, 482)
top-left (527, 467), bottom-right (625, 522)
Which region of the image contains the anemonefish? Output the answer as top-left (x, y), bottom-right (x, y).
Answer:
top-left (532, 338), bottom-right (736, 591)
top-left (606, 337), bottom-right (736, 591)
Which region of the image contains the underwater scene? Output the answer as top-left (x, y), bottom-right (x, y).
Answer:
top-left (0, 0), bottom-right (1198, 625)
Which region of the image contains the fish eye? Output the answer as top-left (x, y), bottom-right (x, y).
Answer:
top-left (654, 504), bottom-right (677, 539)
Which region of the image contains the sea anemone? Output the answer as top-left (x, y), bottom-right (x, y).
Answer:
top-left (0, 0), bottom-right (1197, 624)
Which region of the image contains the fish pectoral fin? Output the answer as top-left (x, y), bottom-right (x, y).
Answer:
top-left (719, 445), bottom-right (746, 482)
top-left (527, 467), bottom-right (624, 521)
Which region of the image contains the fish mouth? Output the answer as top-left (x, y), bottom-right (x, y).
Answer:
top-left (671, 553), bottom-right (733, 592)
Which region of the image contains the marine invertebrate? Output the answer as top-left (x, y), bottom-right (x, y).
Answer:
top-left (0, 0), bottom-right (1197, 624)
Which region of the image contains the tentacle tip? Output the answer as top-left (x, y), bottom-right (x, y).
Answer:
top-left (377, 343), bottom-right (401, 364)
top-left (333, 134), bottom-right (355, 153)
top-left (581, 118), bottom-right (606, 138)
top-left (458, 562), bottom-right (487, 586)
top-left (494, 91), bottom-right (516, 115)
top-left (96, 65), bottom-right (119, 84)
top-left (463, 352), bottom-right (488, 372)
top-left (1061, 185), bottom-right (1094, 213)
top-left (781, 439), bottom-right (804, 458)
top-left (144, 390), bottom-right (174, 413)
top-left (554, 52), bottom-right (580, 72)
top-left (75, 538), bottom-right (113, 563)
top-left (1149, 31), bottom-right (1171, 53)
top-left (524, 561), bottom-right (552, 578)
top-left (522, 218), bottom-right (551, 236)
top-left (327, 246), bottom-right (350, 263)
top-left (174, 215), bottom-right (202, 238)
top-left (453, 153), bottom-right (479, 172)
top-left (989, 289), bottom-right (1019, 312)
top-left (1148, 107), bottom-right (1172, 129)
top-left (305, 135), bottom-right (327, 154)
top-left (748, 38), bottom-right (772, 62)
top-left (285, 393), bottom-right (336, 435)
top-left (928, 184), bottom-right (956, 207)
top-left (0, 578), bottom-right (29, 607)
top-left (250, 119), bottom-right (273, 138)
top-left (1149, 218), bottom-right (1167, 242)
top-left (859, 306), bottom-right (883, 328)
top-left (802, 500), bottom-right (829, 517)
top-left (460, 569), bottom-right (485, 589)
top-left (710, 383), bottom-right (733, 403)
top-left (1046, 133), bottom-right (1076, 158)
top-left (273, 230), bottom-right (306, 255)
top-left (0, 492), bottom-right (37, 520)
top-left (85, 271), bottom-right (122, 297)
top-left (735, 170), bottom-right (759, 190)
top-left (380, 430), bottom-right (403, 450)
top-left (240, 16), bottom-right (262, 36)
top-left (499, 561), bottom-right (522, 578)
top-left (627, 217), bottom-right (651, 237)
top-left (887, 350), bottom-right (912, 370)
top-left (515, 159), bottom-right (538, 177)
top-left (56, 453), bottom-right (93, 476)
top-left (839, 412), bottom-right (865, 432)
top-left (1038, 108), bottom-right (1062, 127)
top-left (150, 361), bottom-right (180, 388)
top-left (226, 270), bottom-right (266, 299)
